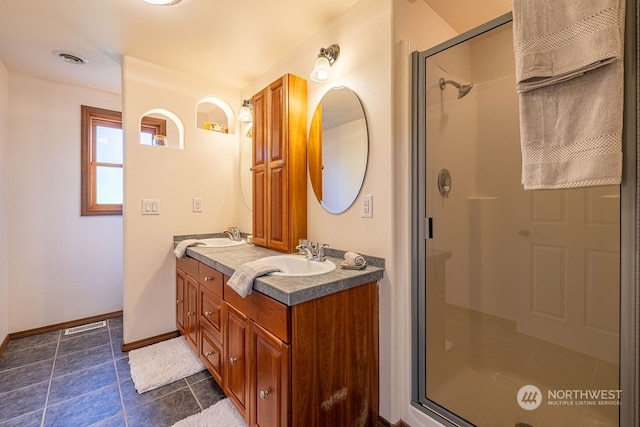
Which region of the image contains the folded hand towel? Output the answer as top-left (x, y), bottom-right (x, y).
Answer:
top-left (173, 239), bottom-right (204, 259)
top-left (226, 260), bottom-right (280, 298)
top-left (513, 0), bottom-right (625, 190)
top-left (513, 0), bottom-right (624, 93)
top-left (344, 251), bottom-right (366, 267)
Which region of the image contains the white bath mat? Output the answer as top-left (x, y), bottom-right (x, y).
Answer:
top-left (172, 398), bottom-right (247, 427)
top-left (128, 336), bottom-right (205, 394)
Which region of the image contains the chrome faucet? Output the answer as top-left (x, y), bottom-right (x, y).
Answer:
top-left (223, 226), bottom-right (242, 241)
top-left (296, 239), bottom-right (329, 262)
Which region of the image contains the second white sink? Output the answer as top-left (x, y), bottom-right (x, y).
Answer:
top-left (199, 238), bottom-right (246, 247)
top-left (260, 254), bottom-right (336, 277)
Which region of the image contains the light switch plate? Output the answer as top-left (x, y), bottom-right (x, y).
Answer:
top-left (142, 199), bottom-right (160, 215)
top-left (193, 197), bottom-right (203, 212)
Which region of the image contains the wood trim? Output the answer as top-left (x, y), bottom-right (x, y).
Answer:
top-left (8, 310), bottom-right (123, 340)
top-left (0, 334), bottom-right (9, 356)
top-left (121, 330), bottom-right (180, 352)
top-left (377, 417), bottom-right (411, 427)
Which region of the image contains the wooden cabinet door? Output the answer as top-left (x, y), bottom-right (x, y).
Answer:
top-left (267, 78), bottom-right (288, 252)
top-left (185, 274), bottom-right (199, 351)
top-left (251, 322), bottom-right (290, 427)
top-left (176, 268), bottom-right (186, 335)
top-left (225, 303), bottom-right (249, 418)
top-left (252, 89), bottom-right (267, 248)
top-left (200, 287), bottom-right (223, 342)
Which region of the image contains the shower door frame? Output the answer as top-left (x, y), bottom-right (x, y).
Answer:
top-left (410, 7), bottom-right (637, 427)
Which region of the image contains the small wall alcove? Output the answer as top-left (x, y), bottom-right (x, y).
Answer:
top-left (196, 97), bottom-right (235, 134)
top-left (139, 109), bottom-right (184, 149)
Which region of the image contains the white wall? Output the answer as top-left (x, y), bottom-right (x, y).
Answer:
top-left (6, 73), bottom-right (123, 332)
top-left (0, 61), bottom-right (9, 342)
top-left (121, 57), bottom-right (242, 344)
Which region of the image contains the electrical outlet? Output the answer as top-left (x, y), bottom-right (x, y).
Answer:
top-left (142, 199), bottom-right (160, 215)
top-left (361, 194), bottom-right (373, 218)
top-left (193, 197), bottom-right (203, 212)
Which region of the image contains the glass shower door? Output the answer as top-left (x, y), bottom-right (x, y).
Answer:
top-left (414, 16), bottom-right (621, 427)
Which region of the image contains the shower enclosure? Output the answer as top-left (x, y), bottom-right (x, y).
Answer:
top-left (411, 13), bottom-right (633, 427)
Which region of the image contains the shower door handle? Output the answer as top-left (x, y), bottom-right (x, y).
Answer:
top-left (518, 228), bottom-right (530, 236)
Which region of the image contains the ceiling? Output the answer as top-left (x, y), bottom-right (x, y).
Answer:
top-left (0, 0), bottom-right (512, 95)
top-left (0, 0), bottom-right (360, 94)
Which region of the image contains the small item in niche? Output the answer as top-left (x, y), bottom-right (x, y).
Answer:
top-left (210, 122), bottom-right (227, 133)
top-left (153, 135), bottom-right (167, 147)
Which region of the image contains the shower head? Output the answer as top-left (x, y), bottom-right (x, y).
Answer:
top-left (439, 78), bottom-right (473, 99)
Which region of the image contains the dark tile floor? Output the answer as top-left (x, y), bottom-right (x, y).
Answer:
top-left (0, 317), bottom-right (226, 427)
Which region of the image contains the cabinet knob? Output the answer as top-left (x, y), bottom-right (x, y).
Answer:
top-left (187, 312), bottom-right (194, 316)
top-left (204, 311), bottom-right (212, 317)
top-left (229, 357), bottom-right (237, 365)
top-left (204, 352), bottom-right (212, 357)
top-left (279, 160), bottom-right (285, 167)
top-left (259, 390), bottom-right (270, 400)
top-left (204, 276), bottom-right (211, 282)
top-left (176, 299), bottom-right (183, 304)
top-left (518, 228), bottom-right (530, 236)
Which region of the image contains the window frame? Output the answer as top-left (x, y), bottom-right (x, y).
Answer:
top-left (81, 105), bottom-right (166, 216)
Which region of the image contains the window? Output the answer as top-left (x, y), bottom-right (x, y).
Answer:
top-left (81, 106), bottom-right (165, 216)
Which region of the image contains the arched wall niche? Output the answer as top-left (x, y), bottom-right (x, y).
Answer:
top-left (139, 108), bottom-right (185, 149)
top-left (196, 97), bottom-right (235, 134)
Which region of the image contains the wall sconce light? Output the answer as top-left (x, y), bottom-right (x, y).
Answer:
top-left (237, 99), bottom-right (252, 123)
top-left (309, 44), bottom-right (340, 83)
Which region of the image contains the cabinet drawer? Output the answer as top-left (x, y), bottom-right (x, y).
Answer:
top-left (199, 263), bottom-right (224, 297)
top-left (176, 256), bottom-right (198, 279)
top-left (200, 325), bottom-right (223, 385)
top-left (200, 287), bottom-right (223, 343)
top-left (225, 286), bottom-right (290, 343)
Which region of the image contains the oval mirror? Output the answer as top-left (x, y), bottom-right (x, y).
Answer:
top-left (308, 87), bottom-right (368, 214)
top-left (240, 127), bottom-right (253, 210)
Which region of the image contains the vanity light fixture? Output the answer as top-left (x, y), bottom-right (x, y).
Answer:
top-left (237, 99), bottom-right (253, 123)
top-left (309, 44), bottom-right (340, 83)
top-left (143, 0), bottom-right (182, 5)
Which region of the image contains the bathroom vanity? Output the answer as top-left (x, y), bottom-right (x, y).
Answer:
top-left (175, 242), bottom-right (384, 427)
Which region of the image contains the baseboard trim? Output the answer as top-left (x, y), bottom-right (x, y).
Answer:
top-left (378, 416), bottom-right (411, 427)
top-left (8, 310), bottom-right (123, 340)
top-left (0, 334), bottom-right (9, 355)
top-left (121, 330), bottom-right (180, 353)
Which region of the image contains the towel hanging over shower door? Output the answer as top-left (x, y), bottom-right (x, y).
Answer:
top-left (513, 0), bottom-right (625, 190)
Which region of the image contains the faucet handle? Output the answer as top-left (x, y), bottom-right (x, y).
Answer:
top-left (316, 243), bottom-right (329, 261)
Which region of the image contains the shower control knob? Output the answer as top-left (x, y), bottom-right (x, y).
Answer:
top-left (518, 228), bottom-right (530, 236)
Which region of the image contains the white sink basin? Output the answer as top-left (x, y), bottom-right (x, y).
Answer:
top-left (199, 238), bottom-right (246, 247)
top-left (260, 254), bottom-right (336, 277)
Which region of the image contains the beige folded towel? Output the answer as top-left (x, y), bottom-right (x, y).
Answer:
top-left (513, 0), bottom-right (624, 93)
top-left (173, 239), bottom-right (204, 259)
top-left (226, 260), bottom-right (280, 298)
top-left (513, 0), bottom-right (625, 190)
top-left (344, 251), bottom-right (366, 267)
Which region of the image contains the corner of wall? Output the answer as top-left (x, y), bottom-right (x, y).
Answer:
top-left (0, 60), bottom-right (10, 341)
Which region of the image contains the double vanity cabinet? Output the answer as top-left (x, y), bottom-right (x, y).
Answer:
top-left (175, 248), bottom-right (382, 427)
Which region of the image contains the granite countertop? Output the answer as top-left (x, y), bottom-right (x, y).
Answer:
top-left (176, 235), bottom-right (385, 306)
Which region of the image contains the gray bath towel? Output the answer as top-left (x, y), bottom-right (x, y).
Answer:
top-left (226, 260), bottom-right (280, 298)
top-left (513, 0), bottom-right (625, 190)
top-left (173, 239), bottom-right (205, 258)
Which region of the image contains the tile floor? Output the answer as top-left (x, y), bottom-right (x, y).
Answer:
top-left (0, 317), bottom-right (226, 427)
top-left (426, 305), bottom-right (620, 427)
